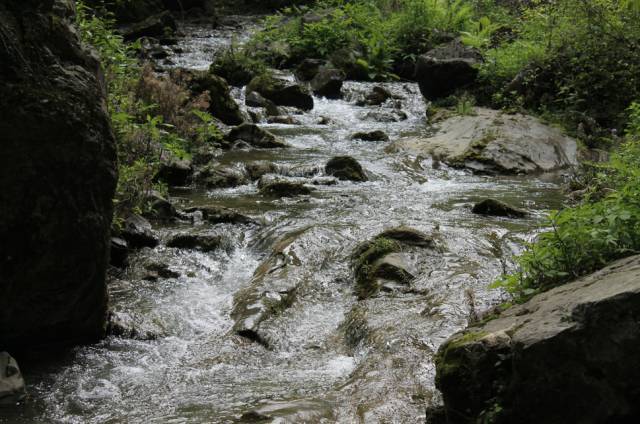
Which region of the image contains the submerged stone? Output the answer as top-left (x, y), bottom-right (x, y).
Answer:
top-left (472, 198), bottom-right (528, 218)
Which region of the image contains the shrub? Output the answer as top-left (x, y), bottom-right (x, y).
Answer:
top-left (493, 102), bottom-right (640, 301)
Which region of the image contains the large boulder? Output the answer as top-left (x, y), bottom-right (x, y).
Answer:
top-left (0, 352), bottom-right (26, 406)
top-left (0, 1), bottom-right (117, 349)
top-left (389, 108), bottom-right (578, 174)
top-left (435, 254), bottom-right (640, 424)
top-left (415, 39), bottom-right (482, 99)
top-left (246, 74), bottom-right (314, 111)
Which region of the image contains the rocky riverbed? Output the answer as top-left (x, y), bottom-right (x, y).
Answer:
top-left (2, 14), bottom-right (576, 424)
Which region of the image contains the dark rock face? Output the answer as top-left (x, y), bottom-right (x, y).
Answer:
top-left (471, 198), bottom-right (528, 218)
top-left (258, 179), bottom-right (314, 197)
top-left (435, 255), bottom-right (640, 424)
top-left (155, 157), bottom-right (193, 186)
top-left (325, 156), bottom-right (368, 182)
top-left (0, 1), bottom-right (117, 349)
top-left (166, 233), bottom-right (225, 252)
top-left (416, 40), bottom-right (482, 99)
top-left (356, 86), bottom-right (392, 106)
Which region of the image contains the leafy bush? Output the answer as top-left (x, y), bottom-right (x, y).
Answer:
top-left (494, 102), bottom-right (640, 301)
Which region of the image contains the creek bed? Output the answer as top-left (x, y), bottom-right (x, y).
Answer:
top-left (5, 16), bottom-right (566, 424)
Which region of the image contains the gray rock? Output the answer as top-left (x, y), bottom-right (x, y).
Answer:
top-left (0, 352), bottom-right (26, 406)
top-left (390, 108), bottom-right (578, 174)
top-left (155, 157), bottom-right (192, 186)
top-left (295, 58), bottom-right (326, 81)
top-left (227, 124), bottom-right (288, 149)
top-left (435, 254), bottom-right (640, 424)
top-left (144, 190), bottom-right (176, 221)
top-left (245, 91), bottom-right (281, 116)
top-left (166, 233), bottom-right (225, 252)
top-left (310, 66), bottom-right (345, 99)
top-left (194, 165), bottom-right (248, 189)
top-left (415, 39), bottom-right (482, 99)
top-left (110, 237), bottom-right (129, 268)
top-left (258, 178), bottom-right (314, 197)
top-left (356, 86), bottom-right (392, 106)
top-left (121, 214), bottom-right (159, 249)
top-left (361, 109), bottom-right (408, 122)
top-left (378, 226), bottom-right (433, 247)
top-left (372, 253), bottom-right (415, 283)
top-left (246, 74), bottom-right (314, 111)
top-left (472, 198), bottom-right (528, 218)
top-left (182, 205), bottom-right (257, 225)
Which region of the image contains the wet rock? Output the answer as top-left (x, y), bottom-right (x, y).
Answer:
top-left (325, 156), bottom-right (368, 182)
top-left (390, 108), bottom-right (578, 174)
top-left (267, 116), bottom-right (300, 125)
top-left (143, 260), bottom-right (180, 279)
top-left (378, 226), bottom-right (433, 247)
top-left (166, 233), bottom-right (225, 252)
top-left (352, 237), bottom-right (401, 299)
top-left (238, 399), bottom-right (335, 423)
top-left (227, 124), bottom-right (288, 149)
top-left (245, 161), bottom-right (280, 180)
top-left (415, 39), bottom-right (482, 99)
top-left (183, 205), bottom-right (257, 225)
top-left (351, 130), bottom-right (390, 142)
top-left (1, 0), bottom-right (117, 349)
top-left (361, 109), bottom-right (408, 122)
top-left (356, 86), bottom-right (392, 106)
top-left (259, 179), bottom-right (314, 197)
top-left (106, 312), bottom-right (159, 341)
top-left (310, 177), bottom-right (338, 186)
top-left (472, 198), bottom-right (528, 218)
top-left (155, 158), bottom-right (192, 186)
top-left (435, 254), bottom-right (640, 424)
top-left (373, 253), bottom-right (415, 283)
top-left (295, 58), bottom-right (326, 81)
top-left (198, 73), bottom-right (244, 125)
top-left (120, 11), bottom-right (177, 41)
top-left (231, 229), bottom-right (311, 346)
top-left (194, 165), bottom-right (248, 189)
top-left (0, 352), bottom-right (26, 406)
top-left (110, 237), bottom-right (129, 268)
top-left (245, 91), bottom-right (281, 116)
top-left (310, 66), bottom-right (345, 99)
top-left (171, 68), bottom-right (244, 126)
top-left (246, 74), bottom-right (314, 111)
top-left (121, 214), bottom-right (159, 249)
top-left (144, 190), bottom-right (176, 221)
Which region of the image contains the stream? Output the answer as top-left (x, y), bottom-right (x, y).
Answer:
top-left (4, 16), bottom-right (566, 424)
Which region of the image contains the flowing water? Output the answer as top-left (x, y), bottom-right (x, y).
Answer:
top-left (4, 16), bottom-right (566, 424)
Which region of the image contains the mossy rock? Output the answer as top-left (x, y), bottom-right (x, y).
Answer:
top-left (352, 237), bottom-right (401, 299)
top-left (377, 226), bottom-right (433, 247)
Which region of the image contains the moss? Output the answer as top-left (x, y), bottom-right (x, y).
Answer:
top-left (352, 237), bottom-right (401, 299)
top-left (435, 330), bottom-right (489, 380)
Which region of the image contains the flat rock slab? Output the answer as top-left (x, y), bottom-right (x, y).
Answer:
top-left (435, 254), bottom-right (640, 423)
top-left (390, 108), bottom-right (578, 174)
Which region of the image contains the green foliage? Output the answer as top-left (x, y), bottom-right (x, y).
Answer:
top-left (478, 0), bottom-right (640, 130)
top-left (250, 0), bottom-right (487, 80)
top-left (455, 94), bottom-right (476, 116)
top-left (493, 102), bottom-right (640, 301)
top-left (209, 43), bottom-right (268, 86)
top-left (77, 1), bottom-right (221, 223)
